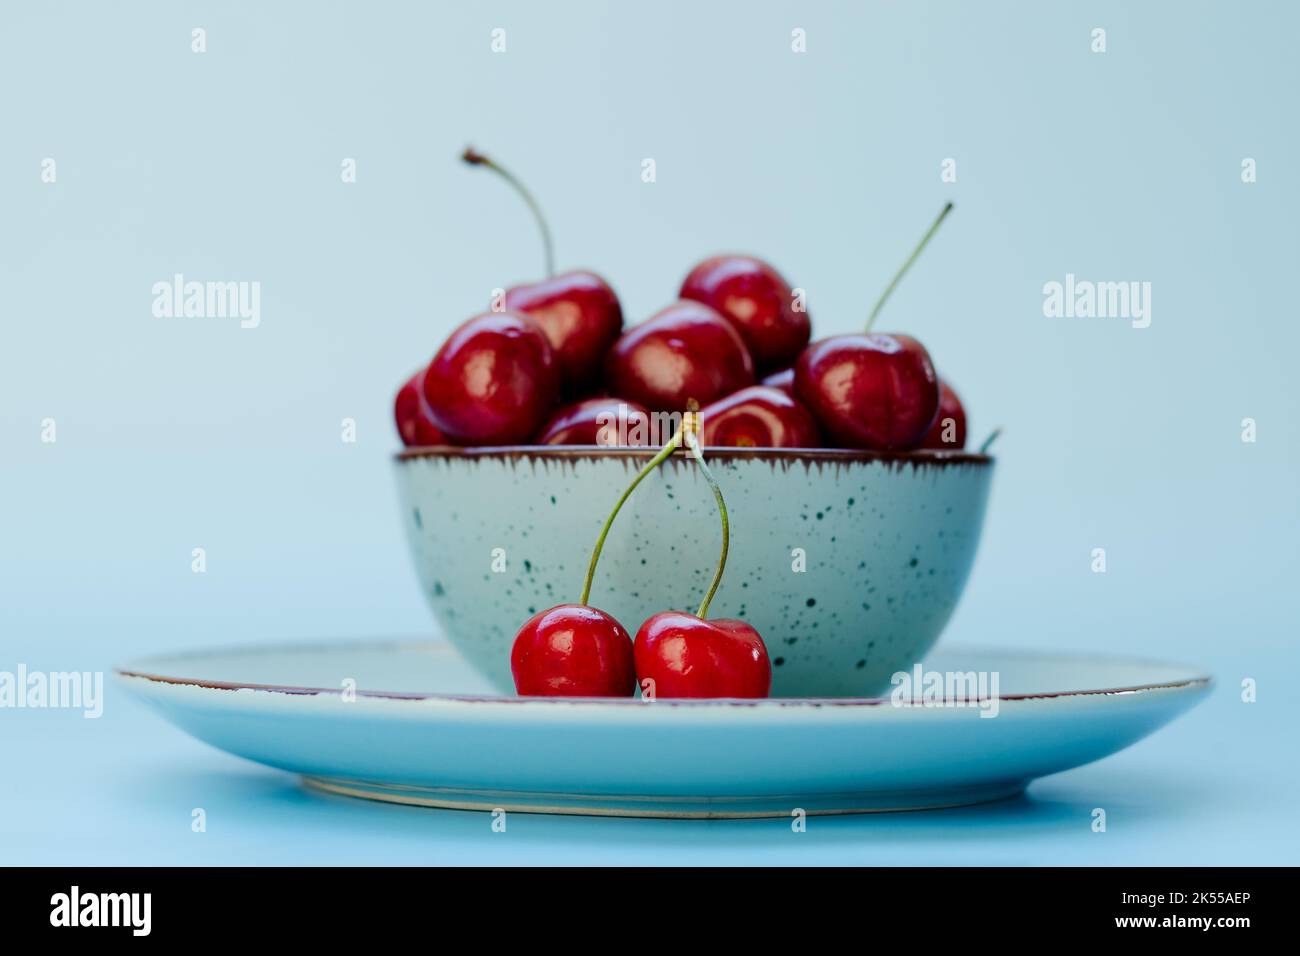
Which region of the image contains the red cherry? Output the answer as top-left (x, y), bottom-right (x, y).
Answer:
top-left (394, 369), bottom-right (447, 446)
top-left (422, 311), bottom-right (559, 445)
top-left (920, 379), bottom-right (967, 449)
top-left (700, 385), bottom-right (822, 449)
top-left (793, 333), bottom-right (940, 450)
top-left (760, 367), bottom-right (795, 397)
top-left (511, 604), bottom-right (636, 697)
top-left (680, 256), bottom-right (810, 372)
top-left (633, 611), bottom-right (771, 699)
top-left (506, 271), bottom-right (623, 395)
top-left (605, 301), bottom-right (755, 413)
top-left (535, 396), bottom-right (654, 446)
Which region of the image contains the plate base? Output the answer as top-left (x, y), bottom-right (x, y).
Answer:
top-left (302, 776), bottom-right (1028, 819)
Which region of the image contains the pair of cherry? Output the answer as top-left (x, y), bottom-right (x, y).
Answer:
top-left (396, 149), bottom-right (970, 454)
top-left (511, 605), bottom-right (769, 699)
top-left (510, 414), bottom-right (772, 699)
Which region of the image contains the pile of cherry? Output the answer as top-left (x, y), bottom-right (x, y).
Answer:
top-left (394, 150), bottom-right (978, 699)
top-left (395, 149), bottom-right (970, 455)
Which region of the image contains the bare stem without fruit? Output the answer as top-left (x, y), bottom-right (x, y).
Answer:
top-left (865, 202), bottom-right (954, 332)
top-left (462, 146), bottom-right (556, 277)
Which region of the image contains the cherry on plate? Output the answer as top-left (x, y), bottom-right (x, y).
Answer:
top-left (511, 604), bottom-right (636, 697)
top-left (633, 611), bottom-right (772, 699)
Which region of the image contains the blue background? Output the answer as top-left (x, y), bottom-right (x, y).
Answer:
top-left (2, 0), bottom-right (1296, 864)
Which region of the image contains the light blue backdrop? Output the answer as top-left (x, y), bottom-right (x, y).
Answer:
top-left (2, 1), bottom-right (1296, 864)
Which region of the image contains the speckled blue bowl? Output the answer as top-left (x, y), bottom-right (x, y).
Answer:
top-left (394, 447), bottom-right (993, 697)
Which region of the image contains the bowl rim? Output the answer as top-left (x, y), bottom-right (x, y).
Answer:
top-left (395, 445), bottom-right (993, 467)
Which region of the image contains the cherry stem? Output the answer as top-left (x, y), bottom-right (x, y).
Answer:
top-left (684, 424), bottom-right (729, 621)
top-left (865, 202), bottom-right (954, 332)
top-left (462, 146), bottom-right (556, 277)
top-left (578, 426), bottom-right (683, 606)
top-left (978, 428), bottom-right (1002, 455)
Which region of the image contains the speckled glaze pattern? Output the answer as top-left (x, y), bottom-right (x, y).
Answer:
top-left (394, 448), bottom-right (993, 697)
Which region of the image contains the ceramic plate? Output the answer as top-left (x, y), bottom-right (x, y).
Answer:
top-left (117, 641), bottom-right (1210, 818)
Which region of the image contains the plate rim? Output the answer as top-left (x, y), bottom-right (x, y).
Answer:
top-left (114, 639), bottom-right (1213, 708)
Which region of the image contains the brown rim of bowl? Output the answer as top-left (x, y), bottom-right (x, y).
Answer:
top-left (394, 445), bottom-right (993, 466)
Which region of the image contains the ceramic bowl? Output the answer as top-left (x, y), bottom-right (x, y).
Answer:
top-left (394, 447), bottom-right (993, 697)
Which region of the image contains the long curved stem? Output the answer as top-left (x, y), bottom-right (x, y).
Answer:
top-left (462, 147), bottom-right (555, 277)
top-left (865, 202), bottom-right (953, 332)
top-left (578, 428), bottom-right (682, 605)
top-left (685, 429), bottom-right (729, 620)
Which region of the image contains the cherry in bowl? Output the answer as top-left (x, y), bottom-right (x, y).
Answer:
top-left (794, 333), bottom-right (939, 450)
top-left (536, 396), bottom-right (653, 446)
top-left (422, 311), bottom-right (559, 445)
top-left (700, 385), bottom-right (821, 449)
top-left (506, 271), bottom-right (622, 395)
top-left (394, 368), bottom-right (447, 447)
top-left (920, 379), bottom-right (968, 449)
top-left (680, 255), bottom-right (810, 372)
top-left (605, 300), bottom-right (754, 413)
